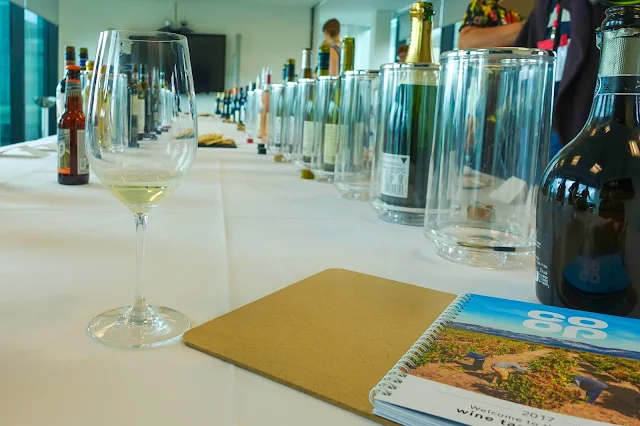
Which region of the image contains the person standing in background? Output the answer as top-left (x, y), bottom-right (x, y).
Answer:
top-left (515, 0), bottom-right (607, 156)
top-left (458, 0), bottom-right (524, 48)
top-left (396, 44), bottom-right (409, 62)
top-left (322, 19), bottom-right (341, 76)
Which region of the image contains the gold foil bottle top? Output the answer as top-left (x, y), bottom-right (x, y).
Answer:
top-left (86, 61), bottom-right (94, 72)
top-left (409, 2), bottom-right (434, 22)
top-left (406, 1), bottom-right (435, 64)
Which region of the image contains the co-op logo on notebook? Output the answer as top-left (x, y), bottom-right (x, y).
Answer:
top-left (523, 310), bottom-right (608, 340)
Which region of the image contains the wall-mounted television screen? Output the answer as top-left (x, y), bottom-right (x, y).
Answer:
top-left (185, 33), bottom-right (226, 93)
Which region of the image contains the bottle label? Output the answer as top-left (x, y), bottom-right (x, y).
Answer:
top-left (76, 130), bottom-right (89, 174)
top-left (274, 116), bottom-right (282, 147)
top-left (131, 94), bottom-right (138, 116)
top-left (380, 153), bottom-right (410, 198)
top-left (353, 122), bottom-right (365, 167)
top-left (58, 129), bottom-right (88, 175)
top-left (58, 129), bottom-right (71, 175)
top-left (138, 98), bottom-right (145, 133)
top-left (323, 123), bottom-right (339, 165)
top-left (302, 121), bottom-right (315, 157)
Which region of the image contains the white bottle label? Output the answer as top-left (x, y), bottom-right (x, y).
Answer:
top-left (131, 94), bottom-right (139, 116)
top-left (274, 116), bottom-right (282, 146)
top-left (138, 98), bottom-right (145, 133)
top-left (302, 121), bottom-right (315, 157)
top-left (76, 130), bottom-right (89, 174)
top-left (380, 153), bottom-right (410, 198)
top-left (323, 123), bottom-right (339, 165)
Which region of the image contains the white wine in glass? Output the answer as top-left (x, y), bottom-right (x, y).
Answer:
top-left (85, 30), bottom-right (198, 348)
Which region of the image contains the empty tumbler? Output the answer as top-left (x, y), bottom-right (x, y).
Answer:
top-left (280, 81), bottom-right (297, 162)
top-left (334, 70), bottom-right (379, 201)
top-left (293, 78), bottom-right (315, 170)
top-left (424, 48), bottom-right (555, 268)
top-left (370, 63), bottom-right (439, 225)
top-left (268, 83), bottom-right (284, 153)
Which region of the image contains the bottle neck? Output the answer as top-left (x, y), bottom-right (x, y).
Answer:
top-left (64, 77), bottom-right (82, 112)
top-left (406, 16), bottom-right (433, 63)
top-left (588, 28), bottom-right (640, 127)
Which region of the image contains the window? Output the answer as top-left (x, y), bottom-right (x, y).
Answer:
top-left (0, 1), bottom-right (56, 146)
top-left (0, 0), bottom-right (10, 146)
top-left (24, 8), bottom-right (46, 141)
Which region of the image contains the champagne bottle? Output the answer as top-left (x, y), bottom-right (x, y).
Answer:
top-left (302, 47), bottom-right (329, 164)
top-left (137, 64), bottom-right (148, 140)
top-left (536, 5), bottom-right (640, 318)
top-left (323, 37), bottom-right (355, 173)
top-left (379, 2), bottom-right (437, 210)
top-left (58, 65), bottom-right (89, 185)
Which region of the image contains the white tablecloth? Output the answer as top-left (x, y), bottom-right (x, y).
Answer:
top-left (0, 118), bottom-right (535, 426)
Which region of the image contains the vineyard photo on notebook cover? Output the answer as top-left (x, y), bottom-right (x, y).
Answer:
top-left (371, 295), bottom-right (640, 426)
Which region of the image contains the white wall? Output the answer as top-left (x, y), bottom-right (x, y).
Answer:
top-left (58, 0), bottom-right (311, 88)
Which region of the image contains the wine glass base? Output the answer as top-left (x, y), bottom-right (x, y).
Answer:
top-left (87, 306), bottom-right (191, 349)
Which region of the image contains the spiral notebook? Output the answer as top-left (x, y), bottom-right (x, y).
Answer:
top-left (370, 294), bottom-right (640, 426)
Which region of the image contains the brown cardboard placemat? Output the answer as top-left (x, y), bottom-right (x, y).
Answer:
top-left (183, 269), bottom-right (456, 425)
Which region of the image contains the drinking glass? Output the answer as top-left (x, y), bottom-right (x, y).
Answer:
top-left (311, 75), bottom-right (340, 182)
top-left (424, 48), bottom-right (555, 268)
top-left (85, 30), bottom-right (198, 348)
top-left (334, 70), bottom-right (379, 200)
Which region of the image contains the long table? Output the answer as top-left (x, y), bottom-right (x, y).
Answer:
top-left (0, 117), bottom-right (534, 426)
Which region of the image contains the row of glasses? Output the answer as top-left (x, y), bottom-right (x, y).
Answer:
top-left (284, 48), bottom-right (555, 269)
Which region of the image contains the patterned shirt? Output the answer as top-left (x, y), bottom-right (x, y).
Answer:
top-left (461, 0), bottom-right (523, 29)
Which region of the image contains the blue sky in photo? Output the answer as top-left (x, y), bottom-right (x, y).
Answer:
top-left (454, 295), bottom-right (640, 353)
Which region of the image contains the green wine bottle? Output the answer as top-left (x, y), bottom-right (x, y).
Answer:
top-left (302, 46), bottom-right (329, 163)
top-left (323, 37), bottom-right (355, 172)
top-left (379, 2), bottom-right (437, 211)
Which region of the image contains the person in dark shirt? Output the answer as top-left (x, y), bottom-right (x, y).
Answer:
top-left (515, 0), bottom-right (607, 156)
top-left (459, 0), bottom-right (524, 48)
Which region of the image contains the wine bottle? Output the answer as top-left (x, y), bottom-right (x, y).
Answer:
top-left (126, 64), bottom-right (139, 148)
top-left (379, 2), bottom-right (437, 210)
top-left (323, 37), bottom-right (355, 173)
top-left (302, 47), bottom-right (329, 164)
top-left (215, 93), bottom-right (222, 115)
top-left (301, 48), bottom-right (312, 79)
top-left (56, 46), bottom-right (76, 120)
top-left (286, 58), bottom-right (296, 83)
top-left (234, 87), bottom-right (243, 124)
top-left (58, 65), bottom-right (89, 185)
top-left (81, 60), bottom-right (94, 116)
top-left (258, 69), bottom-right (271, 154)
top-left (152, 67), bottom-right (162, 134)
top-left (536, 5), bottom-right (640, 319)
top-left (137, 64), bottom-right (148, 140)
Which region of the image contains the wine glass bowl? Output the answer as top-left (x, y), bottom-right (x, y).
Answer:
top-left (85, 30), bottom-right (197, 348)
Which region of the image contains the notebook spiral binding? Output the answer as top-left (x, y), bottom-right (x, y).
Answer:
top-left (369, 293), bottom-right (473, 405)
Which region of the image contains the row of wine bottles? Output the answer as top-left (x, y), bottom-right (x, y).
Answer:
top-left (218, 2), bottom-right (640, 320)
top-left (57, 46), bottom-right (179, 186)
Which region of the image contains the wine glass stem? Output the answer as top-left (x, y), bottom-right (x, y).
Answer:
top-left (125, 213), bottom-right (154, 323)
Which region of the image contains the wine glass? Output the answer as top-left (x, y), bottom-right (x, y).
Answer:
top-left (85, 30), bottom-right (198, 348)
